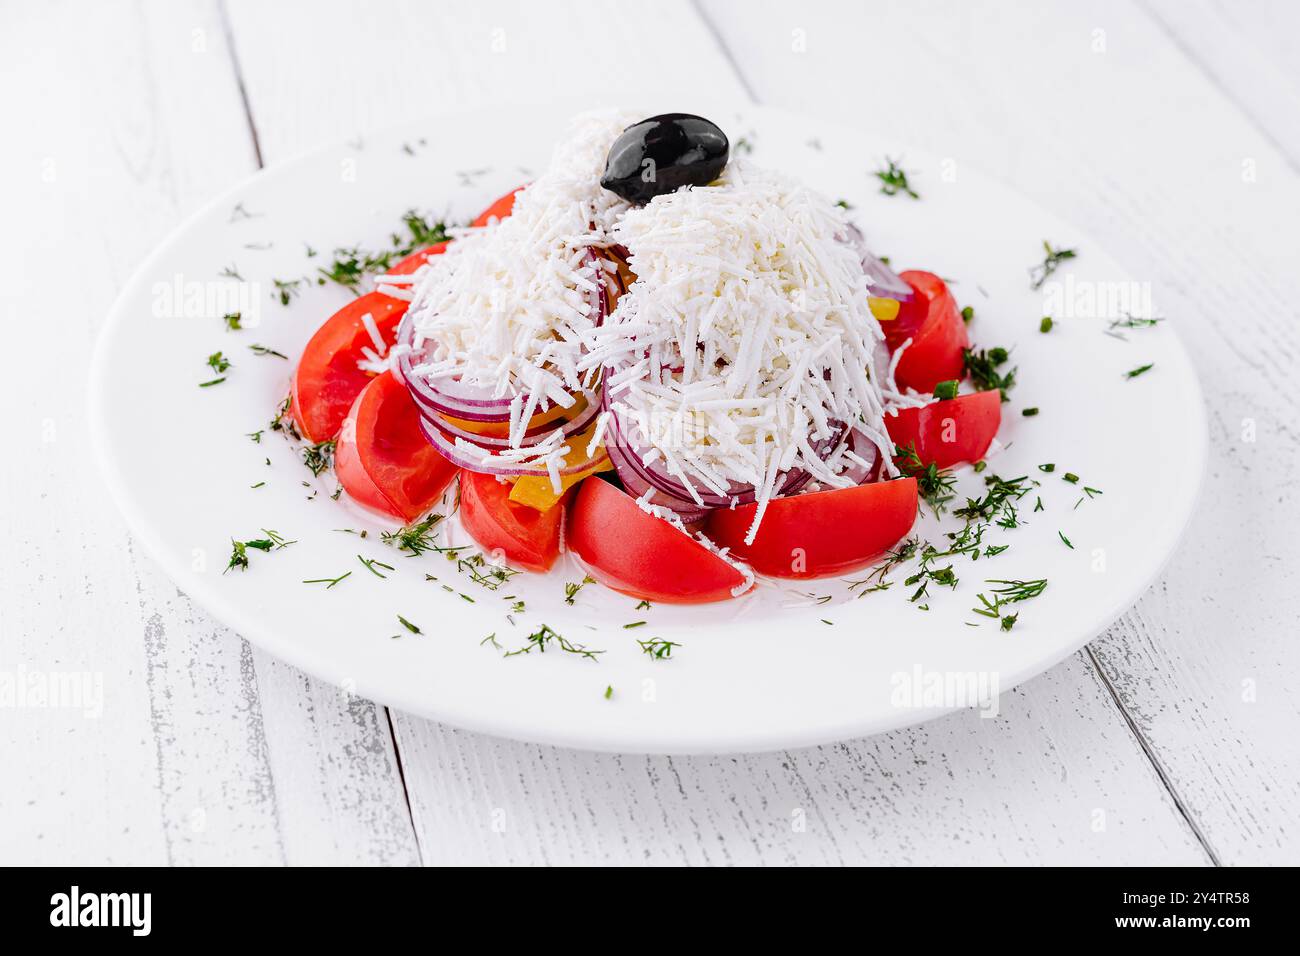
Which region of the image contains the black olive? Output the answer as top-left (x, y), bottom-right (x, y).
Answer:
top-left (600, 113), bottom-right (729, 204)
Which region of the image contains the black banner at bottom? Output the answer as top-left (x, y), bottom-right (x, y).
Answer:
top-left (0, 866), bottom-right (1279, 940)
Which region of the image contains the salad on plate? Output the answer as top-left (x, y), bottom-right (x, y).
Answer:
top-left (282, 110), bottom-right (1003, 605)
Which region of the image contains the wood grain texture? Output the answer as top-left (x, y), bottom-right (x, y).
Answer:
top-left (390, 656), bottom-right (1209, 865)
top-left (699, 0), bottom-right (1300, 864)
top-left (0, 0), bottom-right (416, 866)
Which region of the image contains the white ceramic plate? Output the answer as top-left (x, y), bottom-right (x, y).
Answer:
top-left (91, 102), bottom-right (1205, 754)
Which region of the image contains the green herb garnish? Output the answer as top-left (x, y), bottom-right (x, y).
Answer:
top-left (1028, 240), bottom-right (1077, 290)
top-left (874, 157), bottom-right (919, 199)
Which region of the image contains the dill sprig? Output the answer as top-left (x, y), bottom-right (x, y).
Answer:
top-left (301, 440), bottom-right (336, 477)
top-left (271, 276), bottom-right (307, 305)
top-left (874, 157), bottom-right (919, 199)
top-left (317, 211), bottom-right (452, 295)
top-left (455, 553), bottom-right (519, 591)
top-left (895, 444), bottom-right (957, 516)
top-left (504, 625), bottom-right (603, 661)
top-left (357, 554), bottom-right (395, 579)
top-left (303, 571), bottom-right (351, 589)
top-left (963, 347), bottom-right (1017, 400)
top-left (1028, 240), bottom-right (1077, 290)
top-left (1124, 363), bottom-right (1154, 380)
top-left (563, 576), bottom-right (595, 605)
top-left (224, 529), bottom-right (292, 573)
top-left (637, 637), bottom-right (682, 660)
top-left (249, 344), bottom-right (288, 359)
top-left (381, 514), bottom-right (444, 556)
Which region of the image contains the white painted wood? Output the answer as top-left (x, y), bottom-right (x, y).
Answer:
top-left (390, 656), bottom-right (1208, 865)
top-left (0, 0), bottom-right (416, 866)
top-left (5, 0), bottom-right (1297, 865)
top-left (700, 0), bottom-right (1300, 864)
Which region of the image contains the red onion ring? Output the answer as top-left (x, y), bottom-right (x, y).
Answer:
top-left (600, 383), bottom-right (837, 510)
top-left (845, 224), bottom-right (914, 302)
top-left (427, 393), bottom-right (600, 450)
top-left (396, 245), bottom-right (611, 423)
top-left (416, 414), bottom-right (608, 479)
top-left (603, 435), bottom-right (712, 523)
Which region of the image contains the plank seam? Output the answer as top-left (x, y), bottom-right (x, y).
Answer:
top-left (1134, 0), bottom-right (1300, 177)
top-left (1084, 644), bottom-right (1222, 866)
top-left (688, 0), bottom-right (759, 103)
top-left (384, 707), bottom-right (424, 866)
top-left (218, 0), bottom-right (265, 169)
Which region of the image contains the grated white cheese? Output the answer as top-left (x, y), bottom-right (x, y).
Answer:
top-left (580, 161), bottom-right (909, 544)
top-left (404, 109), bottom-right (638, 407)
top-left (397, 109), bottom-right (641, 480)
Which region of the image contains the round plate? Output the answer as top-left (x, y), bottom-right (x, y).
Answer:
top-left (91, 103), bottom-right (1206, 753)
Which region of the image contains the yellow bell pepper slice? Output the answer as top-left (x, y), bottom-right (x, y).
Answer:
top-left (508, 421), bottom-right (613, 511)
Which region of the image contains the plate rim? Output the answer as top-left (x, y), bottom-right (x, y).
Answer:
top-left (89, 102), bottom-right (1210, 753)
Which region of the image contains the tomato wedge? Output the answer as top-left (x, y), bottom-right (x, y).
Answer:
top-left (335, 371), bottom-right (458, 522)
top-left (887, 271), bottom-right (970, 394)
top-left (289, 241), bottom-right (449, 442)
top-left (706, 479), bottom-right (918, 579)
top-left (567, 479), bottom-right (748, 603)
top-left (459, 469), bottom-right (566, 572)
top-left (886, 390), bottom-right (1002, 469)
top-left (471, 186), bottom-right (524, 227)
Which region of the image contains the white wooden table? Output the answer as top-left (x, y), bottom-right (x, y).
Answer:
top-left (3, 0), bottom-right (1298, 866)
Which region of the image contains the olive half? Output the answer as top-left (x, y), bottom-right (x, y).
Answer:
top-left (600, 113), bottom-right (729, 204)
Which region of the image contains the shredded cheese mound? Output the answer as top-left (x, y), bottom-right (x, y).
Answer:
top-left (403, 110), bottom-right (639, 414)
top-left (580, 161), bottom-right (906, 542)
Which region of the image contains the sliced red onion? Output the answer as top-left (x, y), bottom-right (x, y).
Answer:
top-left (839, 428), bottom-right (882, 485)
top-left (395, 245), bottom-right (611, 423)
top-left (600, 385), bottom-right (836, 510)
top-left (845, 224), bottom-right (914, 302)
top-left (395, 315), bottom-right (514, 423)
top-left (603, 434), bottom-right (712, 523)
top-left (416, 414), bottom-right (607, 479)
top-left (426, 394), bottom-right (599, 450)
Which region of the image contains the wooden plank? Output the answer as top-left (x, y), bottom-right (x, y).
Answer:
top-left (223, 0), bottom-right (1214, 863)
top-left (700, 0), bottom-right (1300, 864)
top-left (0, 0), bottom-right (416, 865)
top-left (390, 656), bottom-right (1208, 865)
top-left (1142, 0), bottom-right (1300, 170)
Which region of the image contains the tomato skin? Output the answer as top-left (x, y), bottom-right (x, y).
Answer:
top-left (567, 479), bottom-right (748, 603)
top-left (335, 371), bottom-right (458, 522)
top-left (890, 271), bottom-right (970, 394)
top-left (471, 186), bottom-right (523, 227)
top-left (459, 469), bottom-right (565, 573)
top-left (885, 390), bottom-right (1002, 469)
top-left (388, 239), bottom-right (450, 275)
top-left (289, 242), bottom-right (449, 443)
top-left (706, 479), bottom-right (919, 579)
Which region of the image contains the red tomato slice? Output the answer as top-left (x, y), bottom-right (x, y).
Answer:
top-left (567, 479), bottom-right (748, 604)
top-left (888, 271), bottom-right (970, 394)
top-left (706, 479), bottom-right (919, 579)
top-left (335, 371), bottom-right (458, 522)
top-left (471, 186), bottom-right (524, 227)
top-left (458, 469), bottom-right (566, 573)
top-left (289, 241), bottom-right (449, 443)
top-left (885, 390), bottom-right (1002, 469)
top-left (387, 239), bottom-right (450, 275)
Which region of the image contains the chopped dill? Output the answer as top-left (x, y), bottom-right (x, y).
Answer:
top-left (874, 157), bottom-right (919, 198)
top-left (1028, 240), bottom-right (1077, 290)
